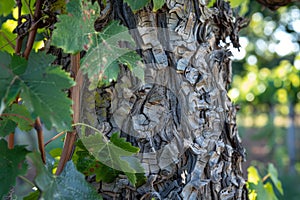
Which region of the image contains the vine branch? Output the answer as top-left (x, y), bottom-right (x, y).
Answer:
top-left (56, 53), bottom-right (82, 175)
top-left (23, 0), bottom-right (43, 59)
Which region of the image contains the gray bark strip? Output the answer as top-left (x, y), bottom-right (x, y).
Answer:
top-left (80, 0), bottom-right (248, 199)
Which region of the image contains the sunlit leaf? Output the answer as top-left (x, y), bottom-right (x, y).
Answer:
top-left (263, 182), bottom-right (279, 200)
top-left (247, 165), bottom-right (282, 200)
top-left (0, 20), bottom-right (17, 54)
top-left (247, 166), bottom-right (261, 185)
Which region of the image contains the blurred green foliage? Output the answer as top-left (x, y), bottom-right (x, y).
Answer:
top-left (230, 2), bottom-right (300, 113)
top-left (228, 1), bottom-right (300, 199)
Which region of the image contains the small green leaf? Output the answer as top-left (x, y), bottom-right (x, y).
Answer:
top-left (268, 163), bottom-right (283, 195)
top-left (110, 132), bottom-right (140, 153)
top-left (23, 190), bottom-right (40, 200)
top-left (74, 131), bottom-right (145, 186)
top-left (124, 0), bottom-right (150, 12)
top-left (0, 139), bottom-right (29, 199)
top-left (79, 128), bottom-right (145, 186)
top-left (81, 20), bottom-right (143, 89)
top-left (153, 0), bottom-right (165, 12)
top-left (81, 133), bottom-right (135, 172)
top-left (51, 0), bottom-right (99, 53)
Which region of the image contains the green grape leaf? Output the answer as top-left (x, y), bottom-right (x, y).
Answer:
top-left (79, 130), bottom-right (145, 186)
top-left (74, 139), bottom-right (120, 183)
top-left (81, 133), bottom-right (136, 173)
top-left (81, 20), bottom-right (143, 89)
top-left (22, 52), bottom-right (74, 131)
top-left (74, 135), bottom-right (145, 185)
top-left (0, 139), bottom-right (29, 199)
top-left (75, 148), bottom-right (119, 183)
top-left (124, 0), bottom-right (150, 12)
top-left (0, 51), bottom-right (74, 132)
top-left (0, 0), bottom-right (15, 16)
top-left (28, 152), bottom-right (102, 200)
top-left (268, 163), bottom-right (283, 195)
top-left (153, 0), bottom-right (165, 11)
top-left (51, 0), bottom-right (99, 54)
top-left (52, 0), bottom-right (144, 87)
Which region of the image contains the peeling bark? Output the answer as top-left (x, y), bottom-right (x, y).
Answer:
top-left (80, 0), bottom-right (248, 199)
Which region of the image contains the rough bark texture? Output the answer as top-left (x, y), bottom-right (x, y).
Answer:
top-left (80, 0), bottom-right (248, 199)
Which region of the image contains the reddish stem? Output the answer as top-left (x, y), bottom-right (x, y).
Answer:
top-left (44, 131), bottom-right (66, 147)
top-left (8, 133), bottom-right (14, 149)
top-left (35, 117), bottom-right (46, 164)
